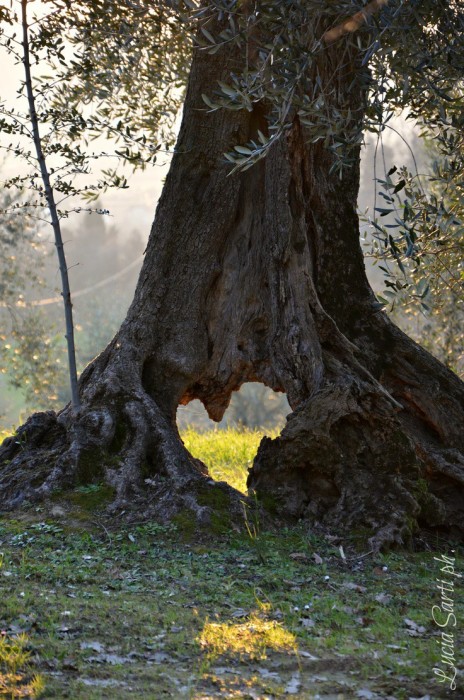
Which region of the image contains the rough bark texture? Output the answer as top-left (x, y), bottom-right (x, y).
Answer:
top-left (1, 29), bottom-right (463, 548)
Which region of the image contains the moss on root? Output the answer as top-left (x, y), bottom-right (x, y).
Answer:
top-left (75, 449), bottom-right (106, 486)
top-left (197, 485), bottom-right (230, 511)
top-left (198, 485), bottom-right (235, 535)
top-left (255, 492), bottom-right (278, 516)
top-left (69, 483), bottom-right (117, 511)
top-left (172, 509), bottom-right (197, 542)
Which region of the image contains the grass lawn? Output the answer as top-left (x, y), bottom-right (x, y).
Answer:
top-left (182, 427), bottom-right (275, 493)
top-left (0, 428), bottom-right (462, 698)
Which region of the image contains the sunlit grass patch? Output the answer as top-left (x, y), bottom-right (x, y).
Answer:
top-left (197, 612), bottom-right (297, 661)
top-left (181, 427), bottom-right (277, 493)
top-left (0, 633), bottom-right (44, 698)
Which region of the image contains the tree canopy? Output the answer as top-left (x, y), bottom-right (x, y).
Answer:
top-left (2, 1), bottom-right (463, 172)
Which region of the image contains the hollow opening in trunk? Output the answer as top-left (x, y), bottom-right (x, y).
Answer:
top-left (177, 383), bottom-right (290, 493)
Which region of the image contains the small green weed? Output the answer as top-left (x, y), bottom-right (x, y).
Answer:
top-left (242, 492), bottom-right (267, 564)
top-left (0, 633), bottom-right (44, 698)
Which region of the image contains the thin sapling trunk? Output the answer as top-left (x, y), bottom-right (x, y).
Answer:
top-left (21, 0), bottom-right (80, 410)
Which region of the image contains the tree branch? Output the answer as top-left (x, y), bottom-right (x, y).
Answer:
top-left (322, 0), bottom-right (389, 45)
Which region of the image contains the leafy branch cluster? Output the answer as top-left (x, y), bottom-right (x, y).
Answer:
top-left (192, 0), bottom-right (368, 173)
top-left (188, 1), bottom-right (463, 338)
top-left (363, 144), bottom-right (463, 376)
top-left (366, 161), bottom-right (463, 311)
top-left (183, 1), bottom-right (463, 178)
top-left (0, 0), bottom-right (463, 406)
top-left (2, 1), bottom-right (462, 208)
top-left (0, 191), bottom-right (43, 306)
top-left (357, 0), bottom-right (463, 316)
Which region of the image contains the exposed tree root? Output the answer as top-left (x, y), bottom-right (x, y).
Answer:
top-left (248, 367), bottom-right (464, 550)
top-left (1, 355), bottom-right (463, 550)
top-left (0, 373), bottom-right (248, 532)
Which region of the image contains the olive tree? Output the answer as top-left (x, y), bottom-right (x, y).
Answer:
top-left (1, 0), bottom-right (463, 549)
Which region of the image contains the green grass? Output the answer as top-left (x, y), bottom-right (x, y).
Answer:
top-left (0, 516), bottom-right (459, 699)
top-left (0, 631), bottom-right (45, 698)
top-left (0, 428), bottom-right (462, 698)
top-left (181, 427), bottom-right (275, 492)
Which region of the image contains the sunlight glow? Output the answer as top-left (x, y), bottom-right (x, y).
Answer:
top-left (198, 612), bottom-right (297, 661)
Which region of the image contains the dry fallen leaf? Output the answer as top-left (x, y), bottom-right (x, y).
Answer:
top-left (210, 666), bottom-right (241, 676)
top-left (299, 650), bottom-right (319, 660)
top-left (258, 667), bottom-right (282, 681)
top-left (404, 618), bottom-right (426, 636)
top-left (80, 641), bottom-right (105, 653)
top-left (343, 582), bottom-right (367, 593)
top-left (290, 552), bottom-right (309, 561)
top-left (356, 616), bottom-right (373, 627)
top-left (356, 690), bottom-right (378, 699)
top-left (87, 653), bottom-right (134, 665)
top-left (299, 617), bottom-right (316, 628)
top-left (375, 592), bottom-right (392, 605)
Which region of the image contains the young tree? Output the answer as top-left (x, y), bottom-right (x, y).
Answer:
top-left (0, 0), bottom-right (81, 408)
top-left (1, 0), bottom-right (463, 549)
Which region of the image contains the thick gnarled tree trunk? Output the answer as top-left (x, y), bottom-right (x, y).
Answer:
top-left (1, 31), bottom-right (463, 549)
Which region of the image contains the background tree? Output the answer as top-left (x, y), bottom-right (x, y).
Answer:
top-left (0, 202), bottom-right (145, 418)
top-left (0, 0), bottom-right (463, 549)
top-left (366, 136), bottom-right (463, 378)
top-left (177, 383), bottom-right (290, 431)
top-left (0, 190), bottom-right (64, 415)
